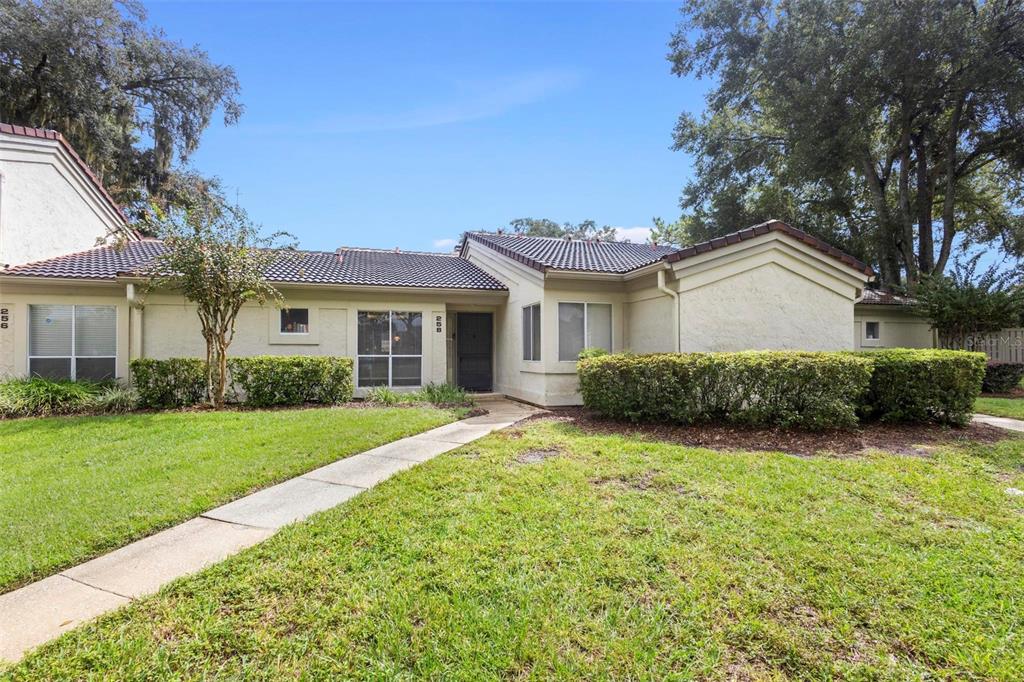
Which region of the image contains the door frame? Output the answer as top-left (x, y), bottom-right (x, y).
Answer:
top-left (454, 311), bottom-right (494, 392)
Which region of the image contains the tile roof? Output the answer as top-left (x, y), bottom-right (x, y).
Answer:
top-left (0, 123), bottom-right (127, 226)
top-left (465, 220), bottom-right (874, 278)
top-left (1, 241), bottom-right (508, 291)
top-left (465, 232), bottom-right (678, 274)
top-left (858, 289), bottom-right (917, 306)
top-left (665, 220), bottom-right (875, 276)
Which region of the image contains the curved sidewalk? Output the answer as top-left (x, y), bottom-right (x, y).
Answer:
top-left (972, 413), bottom-right (1024, 432)
top-left (0, 398), bottom-right (539, 665)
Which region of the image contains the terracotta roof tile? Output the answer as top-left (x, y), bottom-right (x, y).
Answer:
top-left (666, 220), bottom-right (874, 276)
top-left (1, 241), bottom-right (507, 291)
top-left (465, 232), bottom-right (677, 274)
top-left (858, 289), bottom-right (916, 306)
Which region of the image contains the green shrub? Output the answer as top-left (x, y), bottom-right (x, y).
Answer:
top-left (578, 347), bottom-right (609, 360)
top-left (982, 361), bottom-right (1024, 394)
top-left (0, 378), bottom-right (104, 418)
top-left (366, 386), bottom-right (401, 405)
top-left (854, 349), bottom-right (986, 425)
top-left (418, 382), bottom-right (475, 407)
top-left (130, 358), bottom-right (207, 409)
top-left (578, 351), bottom-right (873, 430)
top-left (228, 356), bottom-right (353, 407)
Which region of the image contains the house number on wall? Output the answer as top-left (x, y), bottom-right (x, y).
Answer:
top-left (435, 315), bottom-right (443, 333)
top-left (0, 308), bottom-right (8, 330)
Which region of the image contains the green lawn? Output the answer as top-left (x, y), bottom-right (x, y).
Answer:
top-left (9, 420), bottom-right (1024, 680)
top-left (0, 406), bottom-right (456, 593)
top-left (976, 396), bottom-right (1024, 419)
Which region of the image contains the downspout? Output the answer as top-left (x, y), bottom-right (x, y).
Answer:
top-left (126, 283), bottom-right (144, 367)
top-left (657, 267), bottom-right (680, 353)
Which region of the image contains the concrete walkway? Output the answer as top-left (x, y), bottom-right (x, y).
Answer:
top-left (0, 398), bottom-right (539, 664)
top-left (973, 413), bottom-right (1024, 432)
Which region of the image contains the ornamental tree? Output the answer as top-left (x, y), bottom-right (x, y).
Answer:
top-left (140, 192), bottom-right (294, 408)
top-left (914, 254), bottom-right (1023, 350)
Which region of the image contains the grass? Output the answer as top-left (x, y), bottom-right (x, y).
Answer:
top-left (976, 395), bottom-right (1024, 419)
top-left (9, 420), bottom-right (1024, 679)
top-left (0, 406), bottom-right (457, 593)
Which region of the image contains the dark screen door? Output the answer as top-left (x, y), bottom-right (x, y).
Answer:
top-left (456, 313), bottom-right (493, 391)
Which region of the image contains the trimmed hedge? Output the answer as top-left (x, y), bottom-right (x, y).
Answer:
top-left (982, 361), bottom-right (1024, 394)
top-left (228, 356), bottom-right (353, 407)
top-left (130, 358), bottom-right (207, 409)
top-left (579, 349), bottom-right (986, 429)
top-left (854, 349), bottom-right (986, 425)
top-left (578, 351), bottom-right (873, 430)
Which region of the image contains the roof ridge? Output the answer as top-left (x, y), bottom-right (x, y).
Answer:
top-left (329, 245), bottom-right (457, 257)
top-left (469, 230), bottom-right (656, 246)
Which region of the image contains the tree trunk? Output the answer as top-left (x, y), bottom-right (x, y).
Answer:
top-left (936, 95), bottom-right (965, 276)
top-left (914, 133), bottom-right (935, 274)
top-left (861, 154), bottom-right (903, 286)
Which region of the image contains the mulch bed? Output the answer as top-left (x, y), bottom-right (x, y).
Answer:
top-left (522, 407), bottom-right (1015, 457)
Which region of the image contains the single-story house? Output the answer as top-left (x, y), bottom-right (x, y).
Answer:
top-left (0, 124), bottom-right (934, 406)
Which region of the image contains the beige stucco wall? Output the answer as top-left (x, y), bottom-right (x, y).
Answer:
top-left (139, 287), bottom-right (473, 394)
top-left (463, 243), bottom-right (548, 405)
top-left (624, 273), bottom-right (676, 354)
top-left (0, 134), bottom-right (127, 268)
top-left (853, 305), bottom-right (934, 349)
top-left (671, 233), bottom-right (868, 353)
top-left (1, 279), bottom-right (505, 396)
top-left (677, 262), bottom-right (854, 351)
top-left (0, 281), bottom-right (131, 380)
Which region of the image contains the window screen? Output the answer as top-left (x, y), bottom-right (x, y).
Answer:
top-left (558, 302), bottom-right (612, 361)
top-left (29, 304), bottom-right (116, 381)
top-left (357, 311), bottom-right (423, 387)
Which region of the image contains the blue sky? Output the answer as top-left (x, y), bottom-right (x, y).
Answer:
top-left (145, 1), bottom-right (706, 253)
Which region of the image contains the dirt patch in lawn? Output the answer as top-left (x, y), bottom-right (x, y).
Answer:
top-left (523, 408), bottom-right (1016, 457)
top-left (515, 447), bottom-right (563, 465)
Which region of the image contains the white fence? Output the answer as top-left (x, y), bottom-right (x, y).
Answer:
top-left (946, 328), bottom-right (1024, 362)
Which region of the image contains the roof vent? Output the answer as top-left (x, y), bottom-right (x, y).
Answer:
top-left (394, 247), bottom-right (401, 253)
top-left (497, 228), bottom-right (504, 235)
top-left (335, 247), bottom-right (347, 264)
top-left (563, 235), bottom-right (572, 241)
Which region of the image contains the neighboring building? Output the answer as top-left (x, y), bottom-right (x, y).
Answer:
top-left (853, 289), bottom-right (935, 350)
top-left (0, 125), bottom-right (933, 406)
top-left (0, 124), bottom-right (135, 269)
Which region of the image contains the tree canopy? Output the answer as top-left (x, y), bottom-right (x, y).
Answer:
top-left (139, 195), bottom-right (293, 408)
top-left (659, 0), bottom-right (1024, 288)
top-left (506, 218), bottom-right (618, 240)
top-left (0, 0), bottom-right (241, 217)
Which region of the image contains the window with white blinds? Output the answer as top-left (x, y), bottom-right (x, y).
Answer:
top-left (29, 305), bottom-right (117, 381)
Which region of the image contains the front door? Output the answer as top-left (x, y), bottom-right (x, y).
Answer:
top-left (456, 313), bottom-right (493, 392)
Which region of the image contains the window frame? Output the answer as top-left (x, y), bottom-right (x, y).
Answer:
top-left (356, 310), bottom-right (424, 388)
top-left (864, 320), bottom-right (881, 342)
top-left (28, 304), bottom-right (117, 381)
top-left (522, 303), bottom-right (541, 362)
top-left (279, 307), bottom-right (310, 335)
top-left (557, 301), bottom-right (612, 362)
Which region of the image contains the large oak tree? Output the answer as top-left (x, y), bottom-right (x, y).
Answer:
top-left (0, 0), bottom-right (241, 217)
top-left (657, 0), bottom-right (1024, 288)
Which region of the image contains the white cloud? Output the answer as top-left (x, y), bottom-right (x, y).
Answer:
top-left (433, 238), bottom-right (457, 250)
top-left (613, 226), bottom-right (653, 243)
top-left (247, 69), bottom-right (581, 135)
